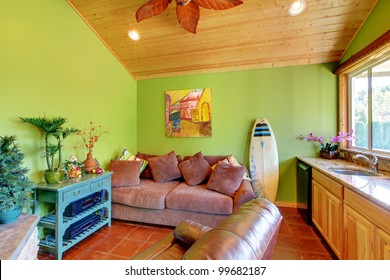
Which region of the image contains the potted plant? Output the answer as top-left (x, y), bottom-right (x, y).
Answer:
top-left (299, 130), bottom-right (355, 159)
top-left (20, 116), bottom-right (80, 184)
top-left (77, 120), bottom-right (108, 174)
top-left (0, 135), bottom-right (34, 224)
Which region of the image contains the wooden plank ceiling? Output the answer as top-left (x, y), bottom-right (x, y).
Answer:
top-left (68, 0), bottom-right (378, 80)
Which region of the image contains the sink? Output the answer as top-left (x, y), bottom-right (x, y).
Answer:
top-left (329, 167), bottom-right (378, 176)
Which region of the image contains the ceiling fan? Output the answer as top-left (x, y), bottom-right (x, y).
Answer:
top-left (136, 0), bottom-right (243, 34)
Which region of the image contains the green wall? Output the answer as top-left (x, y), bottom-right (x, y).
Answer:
top-left (137, 63), bottom-right (338, 203)
top-left (0, 0), bottom-right (137, 183)
top-left (341, 0), bottom-right (390, 63)
top-left (1, 0), bottom-right (387, 206)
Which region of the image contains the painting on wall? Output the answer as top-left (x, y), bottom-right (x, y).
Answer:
top-left (165, 88), bottom-right (212, 137)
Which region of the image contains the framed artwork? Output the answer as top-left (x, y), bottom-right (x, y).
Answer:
top-left (165, 88), bottom-right (212, 137)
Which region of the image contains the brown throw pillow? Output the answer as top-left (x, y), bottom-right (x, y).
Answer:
top-left (207, 162), bottom-right (245, 197)
top-left (109, 160), bottom-right (142, 187)
top-left (148, 151), bottom-right (182, 183)
top-left (179, 152), bottom-right (211, 186)
top-left (136, 152), bottom-right (159, 179)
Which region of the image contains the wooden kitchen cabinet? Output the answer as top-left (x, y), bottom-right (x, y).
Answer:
top-left (311, 169), bottom-right (344, 258)
top-left (376, 228), bottom-right (390, 260)
top-left (324, 190), bottom-right (343, 257)
top-left (343, 204), bottom-right (374, 259)
top-left (312, 180), bottom-right (325, 235)
top-left (300, 156), bottom-right (390, 260)
top-left (344, 188), bottom-right (390, 260)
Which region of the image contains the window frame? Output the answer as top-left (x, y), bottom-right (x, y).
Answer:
top-left (334, 30), bottom-right (390, 157)
top-left (347, 55), bottom-right (390, 154)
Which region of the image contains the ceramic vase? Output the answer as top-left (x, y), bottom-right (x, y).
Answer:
top-left (320, 150), bottom-right (338, 159)
top-left (84, 152), bottom-right (98, 173)
top-left (43, 169), bottom-right (66, 184)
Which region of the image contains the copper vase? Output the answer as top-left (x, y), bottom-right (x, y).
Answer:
top-left (84, 152), bottom-right (98, 173)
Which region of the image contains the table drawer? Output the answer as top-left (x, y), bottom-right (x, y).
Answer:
top-left (90, 177), bottom-right (110, 192)
top-left (62, 184), bottom-right (90, 202)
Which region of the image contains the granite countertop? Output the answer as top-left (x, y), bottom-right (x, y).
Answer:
top-left (297, 157), bottom-right (390, 212)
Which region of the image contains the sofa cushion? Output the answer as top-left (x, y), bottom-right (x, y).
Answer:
top-left (166, 182), bottom-right (233, 214)
top-left (178, 152), bottom-right (211, 186)
top-left (112, 179), bottom-right (180, 210)
top-left (207, 162), bottom-right (245, 197)
top-left (148, 151), bottom-right (182, 182)
top-left (136, 152), bottom-right (159, 179)
top-left (109, 160), bottom-right (142, 187)
top-left (226, 154), bottom-right (251, 181)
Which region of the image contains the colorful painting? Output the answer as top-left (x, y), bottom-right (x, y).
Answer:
top-left (165, 88), bottom-right (212, 137)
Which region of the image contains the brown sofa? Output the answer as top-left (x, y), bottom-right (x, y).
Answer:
top-left (111, 153), bottom-right (259, 227)
top-left (132, 198), bottom-right (282, 260)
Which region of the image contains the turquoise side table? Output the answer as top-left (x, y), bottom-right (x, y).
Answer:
top-left (34, 172), bottom-right (112, 260)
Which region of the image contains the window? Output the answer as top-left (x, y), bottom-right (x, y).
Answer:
top-left (349, 57), bottom-right (390, 153)
top-left (334, 30), bottom-right (390, 156)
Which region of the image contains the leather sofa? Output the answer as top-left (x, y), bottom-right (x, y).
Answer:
top-left (132, 197), bottom-right (282, 260)
top-left (111, 153), bottom-right (260, 227)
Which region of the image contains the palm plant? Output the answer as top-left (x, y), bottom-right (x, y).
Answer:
top-left (20, 116), bottom-right (80, 171)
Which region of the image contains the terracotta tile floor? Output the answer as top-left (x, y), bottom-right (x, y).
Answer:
top-left (38, 206), bottom-right (337, 260)
top-left (271, 207), bottom-right (338, 260)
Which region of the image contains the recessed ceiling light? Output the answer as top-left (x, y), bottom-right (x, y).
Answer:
top-left (128, 30), bottom-right (140, 41)
top-left (288, 0), bottom-right (306, 16)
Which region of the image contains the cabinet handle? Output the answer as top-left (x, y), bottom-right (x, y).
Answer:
top-left (98, 182), bottom-right (104, 187)
top-left (73, 190), bottom-right (81, 196)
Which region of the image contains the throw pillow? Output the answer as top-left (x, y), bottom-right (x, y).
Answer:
top-left (211, 158), bottom-right (229, 170)
top-left (117, 147), bottom-right (137, 161)
top-left (117, 148), bottom-right (148, 173)
top-left (148, 151), bottom-right (182, 183)
top-left (207, 162), bottom-right (245, 197)
top-left (227, 154), bottom-right (252, 181)
top-left (109, 160), bottom-right (142, 187)
top-left (136, 152), bottom-right (159, 179)
top-left (178, 152), bottom-right (211, 186)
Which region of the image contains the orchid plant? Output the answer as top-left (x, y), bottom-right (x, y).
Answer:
top-left (299, 130), bottom-right (355, 152)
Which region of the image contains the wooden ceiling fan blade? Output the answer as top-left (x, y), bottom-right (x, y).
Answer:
top-left (176, 1), bottom-right (200, 34)
top-left (193, 0), bottom-right (243, 10)
top-left (136, 0), bottom-right (173, 22)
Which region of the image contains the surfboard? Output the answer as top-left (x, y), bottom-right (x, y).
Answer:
top-left (249, 118), bottom-right (279, 202)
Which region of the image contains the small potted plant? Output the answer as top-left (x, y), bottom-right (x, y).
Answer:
top-left (77, 121), bottom-right (108, 174)
top-left (299, 130), bottom-right (355, 159)
top-left (0, 135), bottom-right (34, 224)
top-left (20, 116), bottom-right (80, 184)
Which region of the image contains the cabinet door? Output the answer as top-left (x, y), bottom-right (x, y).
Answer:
top-left (344, 204), bottom-right (374, 259)
top-left (312, 180), bottom-right (325, 235)
top-left (325, 190), bottom-right (343, 258)
top-left (376, 228), bottom-right (390, 260)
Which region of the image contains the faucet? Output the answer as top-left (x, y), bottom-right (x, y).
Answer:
top-left (353, 154), bottom-right (379, 174)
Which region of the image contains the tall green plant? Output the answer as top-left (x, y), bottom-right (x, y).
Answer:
top-left (0, 135), bottom-right (34, 212)
top-left (20, 116), bottom-right (80, 171)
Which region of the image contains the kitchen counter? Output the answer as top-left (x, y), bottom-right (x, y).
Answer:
top-left (297, 157), bottom-right (390, 212)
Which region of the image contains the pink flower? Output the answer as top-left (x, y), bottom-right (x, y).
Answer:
top-left (299, 130), bottom-right (355, 152)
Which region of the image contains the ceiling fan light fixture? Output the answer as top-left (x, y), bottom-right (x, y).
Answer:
top-left (128, 30), bottom-right (140, 41)
top-left (288, 0), bottom-right (306, 16)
